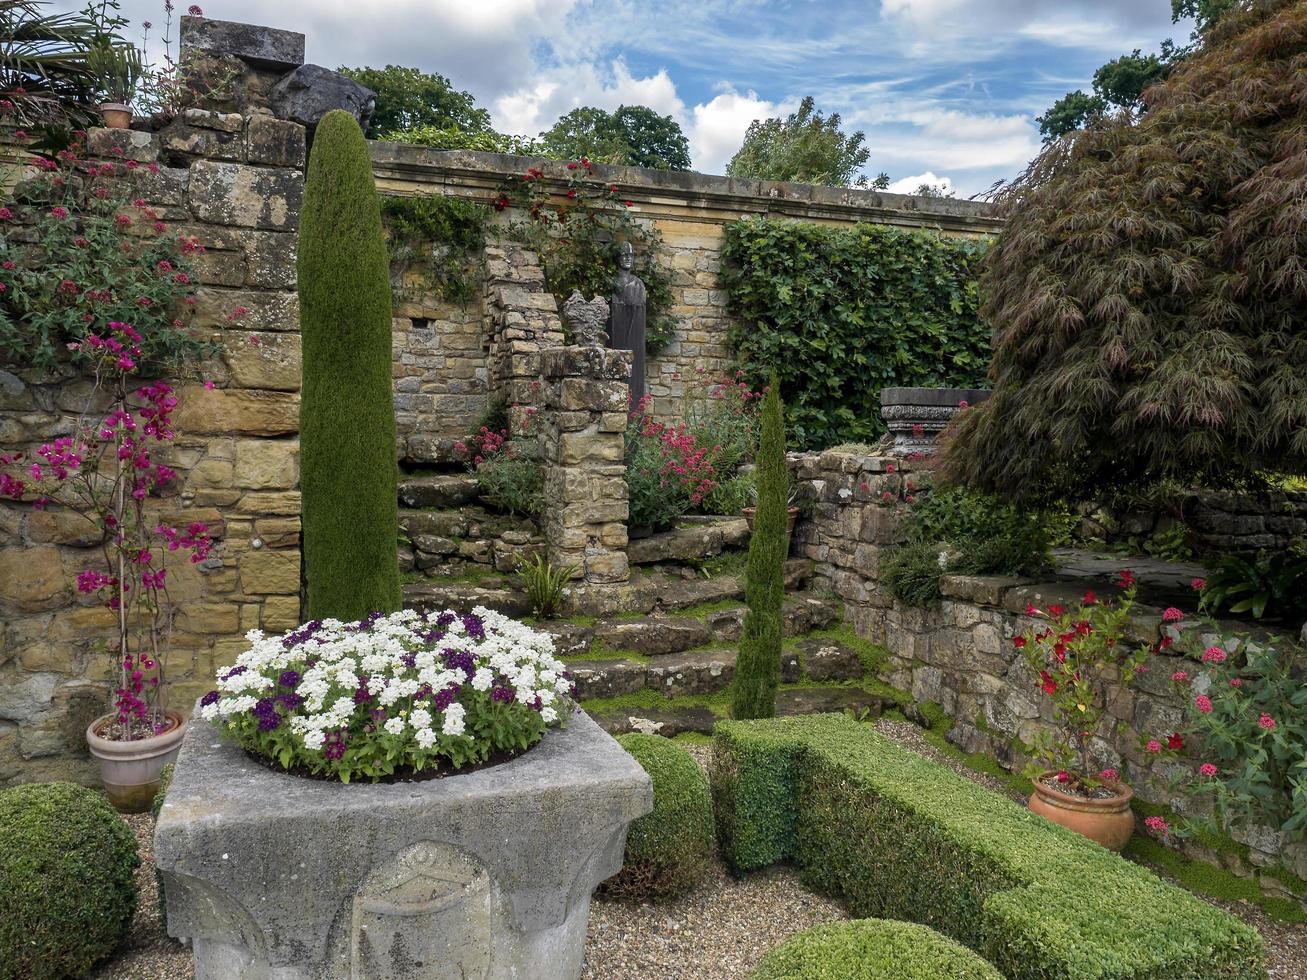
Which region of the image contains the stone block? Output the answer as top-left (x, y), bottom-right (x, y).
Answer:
top-left (86, 127), bottom-right (159, 161)
top-left (174, 386), bottom-right (299, 436)
top-left (179, 15), bottom-right (305, 71)
top-left (270, 64), bottom-right (376, 132)
top-left (223, 332), bottom-right (301, 390)
top-left (156, 711), bottom-right (651, 980)
top-left (240, 549), bottom-right (300, 595)
top-left (245, 115), bottom-right (306, 168)
top-left (25, 509), bottom-right (102, 546)
top-left (261, 595), bottom-right (302, 632)
top-left (0, 546), bottom-right (68, 612)
top-left (188, 160), bottom-right (303, 231)
top-left (233, 438), bottom-right (299, 490)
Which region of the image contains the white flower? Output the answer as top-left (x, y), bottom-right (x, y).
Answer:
top-left (384, 716), bottom-right (405, 736)
top-left (410, 708), bottom-right (432, 730)
top-left (303, 729), bottom-right (325, 751)
top-left (541, 706), bottom-right (558, 724)
top-left (937, 550), bottom-right (949, 569)
top-left (471, 668), bottom-right (493, 692)
top-left (442, 702), bottom-right (466, 737)
top-left (415, 727), bottom-right (437, 749)
top-left (200, 701), bottom-right (219, 722)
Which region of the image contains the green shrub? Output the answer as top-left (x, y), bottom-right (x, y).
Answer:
top-left (882, 541), bottom-right (945, 608)
top-left (721, 217), bottom-right (989, 449)
top-left (380, 194), bottom-right (488, 304)
top-left (519, 553), bottom-right (577, 619)
top-left (299, 109), bottom-right (402, 621)
top-left (1199, 548), bottom-right (1307, 621)
top-left (0, 782), bottom-right (140, 980)
top-left (907, 485), bottom-right (1053, 576)
top-left (751, 919), bottom-right (1005, 980)
top-left (605, 733), bottom-right (714, 900)
top-left (733, 378), bottom-right (786, 720)
top-left (710, 715), bottom-right (1264, 980)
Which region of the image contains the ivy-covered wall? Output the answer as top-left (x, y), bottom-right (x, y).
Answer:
top-left (721, 218), bottom-right (991, 450)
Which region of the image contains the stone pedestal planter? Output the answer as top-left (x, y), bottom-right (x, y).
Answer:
top-left (879, 386), bottom-right (990, 456)
top-left (155, 710), bottom-right (652, 980)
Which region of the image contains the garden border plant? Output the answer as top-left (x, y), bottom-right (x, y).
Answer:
top-left (710, 713), bottom-right (1263, 979)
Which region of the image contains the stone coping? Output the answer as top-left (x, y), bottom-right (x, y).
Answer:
top-left (879, 386), bottom-right (991, 407)
top-left (367, 144), bottom-right (1004, 236)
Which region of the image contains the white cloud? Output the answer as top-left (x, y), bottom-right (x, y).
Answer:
top-left (686, 90), bottom-right (792, 176)
top-left (886, 171), bottom-right (954, 195)
top-left (493, 59), bottom-right (685, 138)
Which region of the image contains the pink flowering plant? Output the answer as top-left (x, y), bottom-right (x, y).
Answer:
top-left (1014, 571), bottom-right (1158, 795)
top-left (681, 367), bottom-right (764, 514)
top-left (453, 408), bottom-right (543, 517)
top-left (0, 134), bottom-right (216, 370)
top-left (200, 607), bottom-right (573, 782)
top-left (0, 320), bottom-right (213, 740)
top-left (625, 394), bottom-right (718, 530)
top-left (1167, 611), bottom-right (1307, 842)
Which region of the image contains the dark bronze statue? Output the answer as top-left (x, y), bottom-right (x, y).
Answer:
top-left (609, 242), bottom-right (647, 408)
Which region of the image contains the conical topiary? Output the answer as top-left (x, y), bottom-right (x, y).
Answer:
top-left (732, 374), bottom-right (787, 719)
top-left (298, 109), bottom-right (401, 621)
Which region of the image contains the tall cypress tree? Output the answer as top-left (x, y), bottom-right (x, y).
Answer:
top-left (298, 110), bottom-right (401, 620)
top-left (732, 375), bottom-right (787, 719)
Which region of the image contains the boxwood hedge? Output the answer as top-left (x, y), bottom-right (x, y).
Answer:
top-left (710, 714), bottom-right (1264, 980)
top-left (752, 919), bottom-right (1005, 980)
top-left (604, 733), bottom-right (714, 900)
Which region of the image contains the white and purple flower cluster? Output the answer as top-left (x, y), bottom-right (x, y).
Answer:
top-left (201, 607), bottom-right (572, 779)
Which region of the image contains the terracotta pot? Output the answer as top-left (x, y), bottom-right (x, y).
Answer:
top-left (742, 506), bottom-right (800, 535)
top-left (86, 709), bottom-right (187, 812)
top-left (1027, 772), bottom-right (1135, 851)
top-left (98, 103), bottom-right (133, 129)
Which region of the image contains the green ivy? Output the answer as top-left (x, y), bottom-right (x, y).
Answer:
top-left (380, 195), bottom-right (488, 305)
top-left (721, 217), bottom-right (991, 450)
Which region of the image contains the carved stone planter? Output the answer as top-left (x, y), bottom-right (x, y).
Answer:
top-left (879, 386), bottom-right (990, 456)
top-left (155, 710), bottom-right (652, 980)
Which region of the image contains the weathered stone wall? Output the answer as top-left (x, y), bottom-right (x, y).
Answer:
top-left (794, 449), bottom-right (1307, 891)
top-left (0, 21), bottom-right (308, 786)
top-left (1082, 488), bottom-right (1307, 556)
top-left (368, 145), bottom-right (1003, 428)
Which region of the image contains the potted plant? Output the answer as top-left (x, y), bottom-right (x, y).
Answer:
top-left (87, 42), bottom-right (143, 128)
top-left (2, 322), bottom-right (213, 811)
top-left (1015, 570), bottom-right (1157, 850)
top-left (743, 481), bottom-right (800, 535)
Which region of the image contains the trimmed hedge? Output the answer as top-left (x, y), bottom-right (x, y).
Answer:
top-left (752, 919), bottom-right (1005, 980)
top-left (711, 715), bottom-right (1264, 980)
top-left (604, 734), bottom-right (714, 900)
top-left (720, 217), bottom-right (989, 450)
top-left (0, 782), bottom-right (140, 980)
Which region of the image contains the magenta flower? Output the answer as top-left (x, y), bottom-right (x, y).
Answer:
top-left (1146, 739), bottom-right (1162, 754)
top-left (1170, 670), bottom-right (1189, 683)
top-left (1195, 695), bottom-right (1213, 714)
top-left (1144, 815), bottom-right (1169, 836)
top-left (1258, 713), bottom-right (1276, 731)
top-left (1199, 763), bottom-right (1218, 778)
top-left (1201, 646), bottom-right (1227, 664)
top-left (1099, 768), bottom-right (1119, 781)
top-left (1162, 607), bottom-right (1184, 622)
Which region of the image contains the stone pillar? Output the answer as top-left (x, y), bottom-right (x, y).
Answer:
top-left (485, 244), bottom-right (566, 432)
top-left (537, 347), bottom-right (632, 586)
top-left (879, 386), bottom-right (990, 456)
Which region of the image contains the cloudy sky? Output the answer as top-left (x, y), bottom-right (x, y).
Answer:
top-left (104, 0), bottom-right (1191, 196)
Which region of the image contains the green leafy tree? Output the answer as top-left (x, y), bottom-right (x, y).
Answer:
top-left (940, 1), bottom-right (1307, 502)
top-left (726, 95), bottom-right (886, 188)
top-left (732, 376), bottom-right (787, 720)
top-left (298, 109), bottom-right (402, 620)
top-left (339, 64), bottom-right (491, 139)
top-left (1038, 1), bottom-right (1244, 141)
top-left (538, 104), bottom-right (691, 170)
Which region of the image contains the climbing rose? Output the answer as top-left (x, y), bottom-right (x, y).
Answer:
top-left (1258, 713), bottom-right (1276, 731)
top-left (1195, 695), bottom-right (1213, 714)
top-left (1199, 763), bottom-right (1218, 778)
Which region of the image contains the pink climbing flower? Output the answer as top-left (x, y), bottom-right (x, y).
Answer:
top-left (1170, 670), bottom-right (1189, 683)
top-left (1228, 677), bottom-right (1242, 688)
top-left (1146, 739), bottom-right (1162, 754)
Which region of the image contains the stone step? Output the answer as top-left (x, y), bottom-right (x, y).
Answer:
top-left (594, 617), bottom-right (713, 656)
top-left (587, 685), bottom-right (897, 737)
top-left (702, 597), bottom-right (842, 643)
top-left (627, 518), bottom-right (750, 565)
top-left (626, 559), bottom-right (812, 613)
top-left (568, 638), bottom-right (865, 701)
top-left (402, 579), bottom-right (530, 618)
top-left (397, 473), bottom-right (480, 509)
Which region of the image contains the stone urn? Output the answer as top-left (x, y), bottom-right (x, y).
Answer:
top-left (155, 709), bottom-right (651, 980)
top-left (1027, 773), bottom-right (1135, 852)
top-left (98, 103), bottom-right (133, 128)
top-left (879, 386), bottom-right (990, 456)
top-left (86, 709), bottom-right (188, 812)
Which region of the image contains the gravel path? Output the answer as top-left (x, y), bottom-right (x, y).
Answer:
top-left (90, 730), bottom-right (1303, 980)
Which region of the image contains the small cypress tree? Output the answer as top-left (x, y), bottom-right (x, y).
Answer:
top-left (298, 110), bottom-right (401, 621)
top-left (732, 375), bottom-right (787, 719)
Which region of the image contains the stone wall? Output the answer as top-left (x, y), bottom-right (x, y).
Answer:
top-left (793, 449), bottom-right (1307, 892)
top-left (0, 19), bottom-right (311, 786)
top-left (368, 144), bottom-right (1003, 438)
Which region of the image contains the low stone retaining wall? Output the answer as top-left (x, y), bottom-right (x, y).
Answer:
top-left (793, 449), bottom-right (1307, 892)
top-left (1084, 487), bottom-right (1307, 556)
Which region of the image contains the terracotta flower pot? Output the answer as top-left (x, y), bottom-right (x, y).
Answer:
top-left (86, 709), bottom-right (187, 812)
top-left (98, 103), bottom-right (133, 129)
top-left (1027, 771), bottom-right (1135, 851)
top-left (742, 506), bottom-right (799, 535)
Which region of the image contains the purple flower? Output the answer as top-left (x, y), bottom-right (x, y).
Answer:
top-left (461, 614), bottom-right (485, 641)
top-left (278, 670), bottom-right (300, 689)
top-left (200, 690), bottom-right (219, 706)
top-left (433, 684), bottom-right (461, 712)
top-left (400, 652), bottom-right (417, 670)
top-left (252, 697), bottom-right (281, 732)
top-left (435, 612), bottom-right (456, 630)
top-left (220, 664), bottom-right (246, 681)
top-left (324, 730), bottom-right (347, 761)
top-left (442, 649), bottom-right (475, 678)
top-left (491, 686), bottom-right (515, 704)
top-left (283, 620), bottom-right (324, 649)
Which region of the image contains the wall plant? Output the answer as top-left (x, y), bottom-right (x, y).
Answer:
top-left (721, 216), bottom-right (989, 450)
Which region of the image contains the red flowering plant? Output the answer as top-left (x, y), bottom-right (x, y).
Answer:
top-left (1015, 570), bottom-right (1159, 797)
top-left (452, 407), bottom-right (544, 517)
top-left (626, 394), bottom-right (717, 530)
top-left (495, 158), bottom-right (676, 352)
top-left (1162, 586), bottom-right (1307, 843)
top-left (0, 320), bottom-right (213, 740)
top-left (680, 366), bottom-right (764, 514)
top-left (0, 132), bottom-right (217, 371)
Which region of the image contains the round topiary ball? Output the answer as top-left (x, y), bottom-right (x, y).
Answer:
top-left (0, 781), bottom-right (140, 980)
top-left (751, 919), bottom-right (1005, 980)
top-left (604, 733), bottom-right (714, 901)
